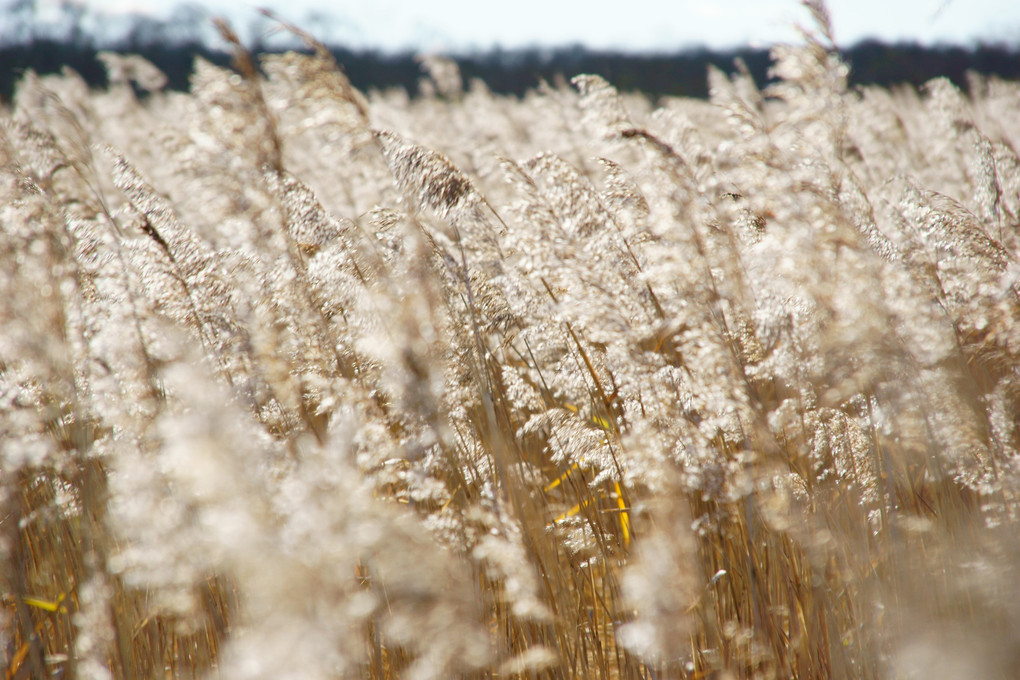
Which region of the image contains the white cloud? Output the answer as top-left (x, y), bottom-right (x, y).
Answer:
top-left (77, 0), bottom-right (1020, 50)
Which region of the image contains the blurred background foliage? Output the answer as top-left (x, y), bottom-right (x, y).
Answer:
top-left (2, 0), bottom-right (1020, 101)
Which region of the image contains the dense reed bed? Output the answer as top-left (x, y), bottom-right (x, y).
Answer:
top-left (2, 3), bottom-right (1019, 678)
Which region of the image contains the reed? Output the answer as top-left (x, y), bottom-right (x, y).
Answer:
top-left (2, 3), bottom-right (1019, 678)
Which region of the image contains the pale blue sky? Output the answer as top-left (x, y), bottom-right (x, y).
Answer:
top-left (66, 0), bottom-right (1020, 51)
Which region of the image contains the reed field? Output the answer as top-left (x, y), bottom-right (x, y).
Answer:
top-left (2, 2), bottom-right (1020, 678)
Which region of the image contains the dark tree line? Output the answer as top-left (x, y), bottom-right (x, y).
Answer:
top-left (2, 35), bottom-right (1020, 103)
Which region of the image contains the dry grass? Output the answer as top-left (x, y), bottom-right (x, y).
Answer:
top-left (2, 3), bottom-right (1020, 678)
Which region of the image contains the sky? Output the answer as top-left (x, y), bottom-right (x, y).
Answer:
top-left (43, 0), bottom-right (1020, 51)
